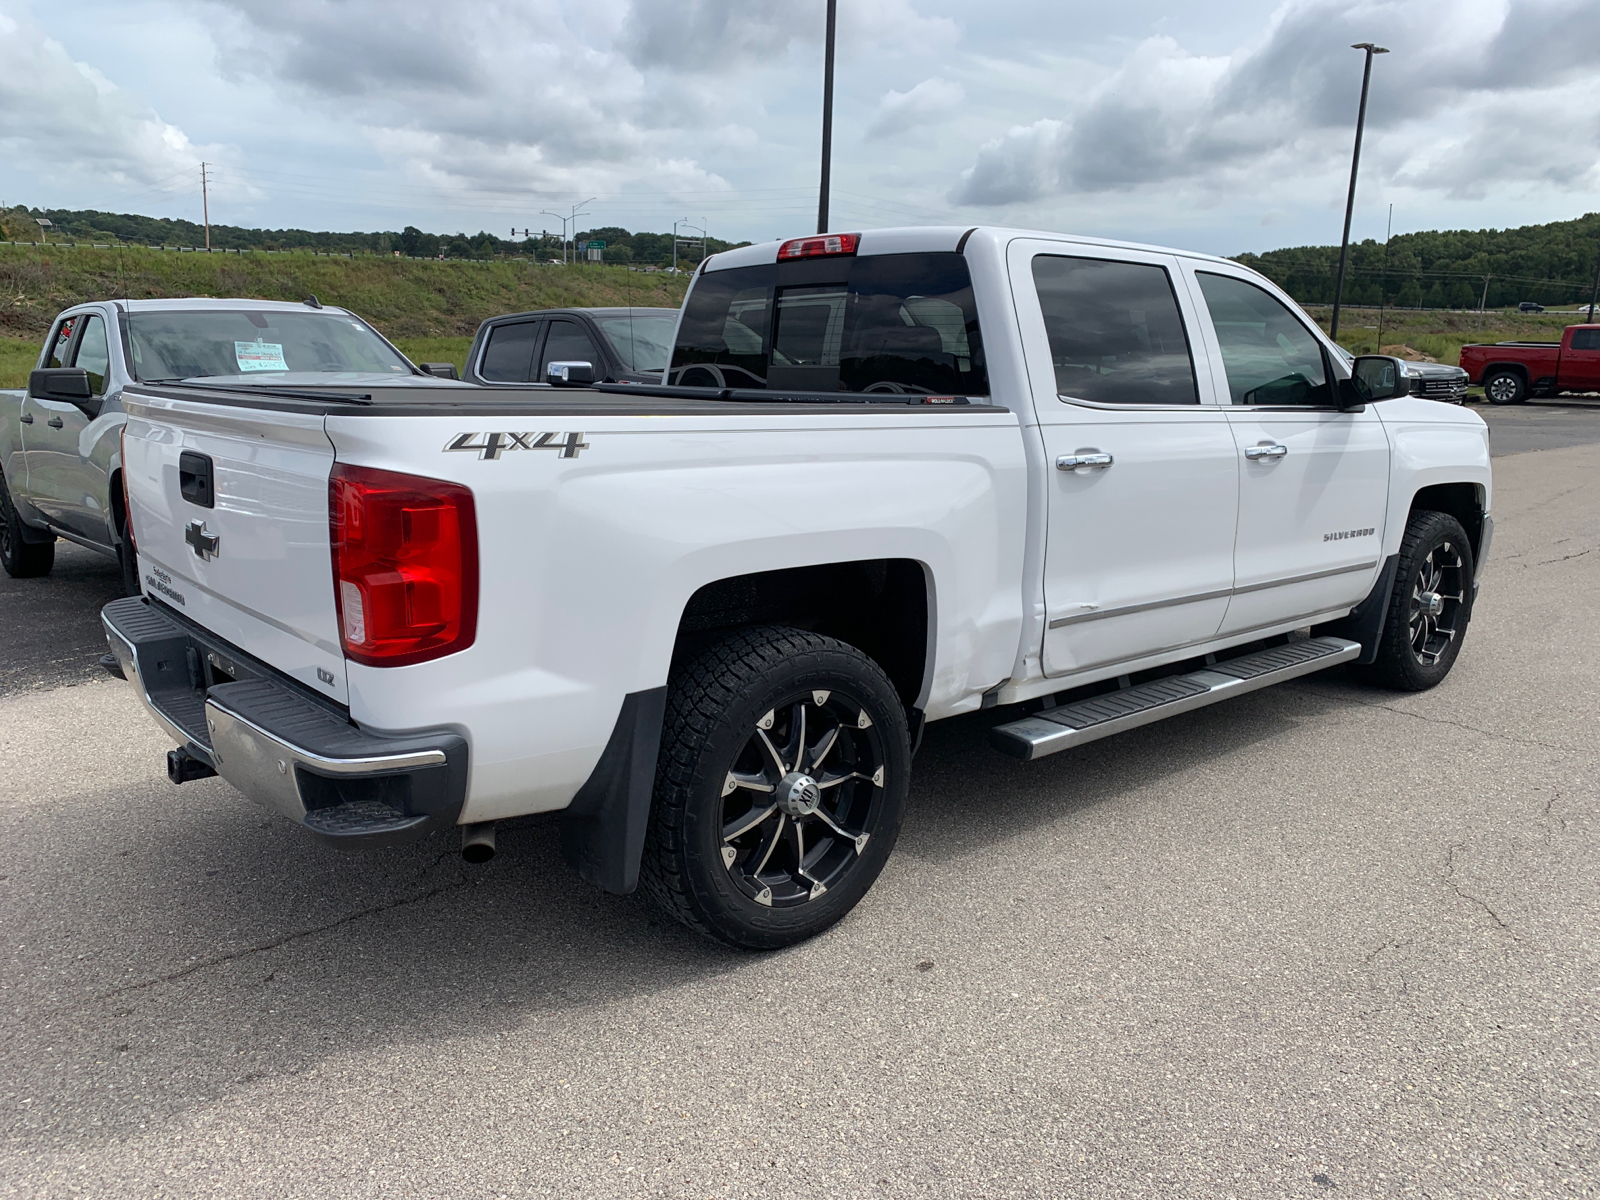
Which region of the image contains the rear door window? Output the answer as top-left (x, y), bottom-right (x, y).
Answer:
top-left (1032, 256), bottom-right (1198, 404)
top-left (480, 320), bottom-right (541, 382)
top-left (669, 253), bottom-right (987, 395)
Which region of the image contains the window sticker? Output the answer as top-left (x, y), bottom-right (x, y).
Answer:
top-left (235, 340), bottom-right (288, 372)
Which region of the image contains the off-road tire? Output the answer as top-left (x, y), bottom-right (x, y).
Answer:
top-left (0, 466), bottom-right (54, 579)
top-left (1355, 509), bottom-right (1475, 691)
top-left (1483, 369), bottom-right (1526, 405)
top-left (640, 625), bottom-right (911, 950)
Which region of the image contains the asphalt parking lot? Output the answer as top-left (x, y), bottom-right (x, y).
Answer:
top-left (2, 412), bottom-right (1597, 1198)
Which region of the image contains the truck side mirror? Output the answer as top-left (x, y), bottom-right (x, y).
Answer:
top-left (1342, 355), bottom-right (1411, 409)
top-left (546, 361), bottom-right (594, 387)
top-left (29, 368), bottom-right (93, 403)
top-left (419, 362), bottom-right (459, 380)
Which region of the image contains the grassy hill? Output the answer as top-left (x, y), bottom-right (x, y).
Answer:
top-left (1237, 211), bottom-right (1600, 310)
top-left (0, 242), bottom-right (692, 385)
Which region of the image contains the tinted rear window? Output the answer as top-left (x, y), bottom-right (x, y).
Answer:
top-left (669, 254), bottom-right (987, 395)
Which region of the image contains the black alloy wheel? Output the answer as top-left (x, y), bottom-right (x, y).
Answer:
top-left (0, 467), bottom-right (55, 579)
top-left (642, 625), bottom-right (911, 949)
top-left (1357, 509), bottom-right (1475, 691)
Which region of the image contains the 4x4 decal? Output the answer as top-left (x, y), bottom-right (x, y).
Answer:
top-left (445, 432), bottom-right (589, 460)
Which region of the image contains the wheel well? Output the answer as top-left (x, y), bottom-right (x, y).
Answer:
top-left (1482, 362), bottom-right (1528, 383)
top-left (675, 559), bottom-right (930, 710)
top-left (1410, 483), bottom-right (1484, 561)
top-left (109, 468), bottom-right (128, 545)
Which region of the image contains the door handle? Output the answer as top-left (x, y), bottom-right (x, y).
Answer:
top-left (20, 412), bottom-right (32, 424)
top-left (47, 416), bottom-right (64, 429)
top-left (1244, 442), bottom-right (1288, 460)
top-left (1057, 452), bottom-right (1114, 471)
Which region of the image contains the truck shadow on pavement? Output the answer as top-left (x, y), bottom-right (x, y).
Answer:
top-left (8, 673), bottom-right (1369, 1151)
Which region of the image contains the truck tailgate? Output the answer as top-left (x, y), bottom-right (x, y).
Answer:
top-left (121, 391), bottom-right (348, 702)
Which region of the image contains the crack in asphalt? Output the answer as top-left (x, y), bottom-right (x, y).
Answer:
top-left (1443, 843), bottom-right (1514, 935)
top-left (1295, 685), bottom-right (1582, 753)
top-left (1363, 938), bottom-right (1413, 964)
top-left (76, 877), bottom-right (473, 1009)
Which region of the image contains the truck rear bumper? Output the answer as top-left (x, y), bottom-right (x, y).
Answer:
top-left (102, 597), bottom-right (468, 851)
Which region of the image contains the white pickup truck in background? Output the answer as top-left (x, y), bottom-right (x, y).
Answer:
top-left (103, 226), bottom-right (1492, 949)
top-left (1, 298), bottom-right (465, 591)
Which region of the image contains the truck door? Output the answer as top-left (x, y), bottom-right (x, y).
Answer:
top-left (1562, 327), bottom-right (1600, 390)
top-left (20, 312), bottom-right (118, 546)
top-left (1188, 269), bottom-right (1389, 637)
top-left (1010, 242), bottom-right (1239, 678)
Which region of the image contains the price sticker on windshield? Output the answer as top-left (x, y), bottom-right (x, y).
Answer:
top-left (235, 340), bottom-right (288, 372)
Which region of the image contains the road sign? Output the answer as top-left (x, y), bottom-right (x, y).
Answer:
top-left (579, 240), bottom-right (606, 250)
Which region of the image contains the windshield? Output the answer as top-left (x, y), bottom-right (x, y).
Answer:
top-left (669, 253), bottom-right (987, 395)
top-left (591, 312), bottom-right (679, 375)
top-left (128, 310), bottom-right (413, 381)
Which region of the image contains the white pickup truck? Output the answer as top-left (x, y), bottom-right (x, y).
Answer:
top-left (103, 226), bottom-right (1492, 949)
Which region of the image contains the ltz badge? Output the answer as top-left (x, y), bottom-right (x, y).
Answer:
top-left (445, 431), bottom-right (589, 461)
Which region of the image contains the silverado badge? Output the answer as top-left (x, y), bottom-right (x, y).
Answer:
top-left (445, 432), bottom-right (589, 461)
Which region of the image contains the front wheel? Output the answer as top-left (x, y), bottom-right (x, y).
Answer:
top-left (641, 625), bottom-right (911, 950)
top-left (1483, 370), bottom-right (1526, 405)
top-left (1356, 510), bottom-right (1475, 691)
top-left (0, 468), bottom-right (55, 579)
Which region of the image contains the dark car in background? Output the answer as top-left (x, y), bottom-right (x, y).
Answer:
top-left (463, 307), bottom-right (679, 387)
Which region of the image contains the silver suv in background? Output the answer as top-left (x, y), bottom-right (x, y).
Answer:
top-left (1, 298), bottom-right (468, 592)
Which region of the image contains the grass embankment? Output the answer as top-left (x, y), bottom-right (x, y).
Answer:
top-left (0, 242), bottom-right (689, 386)
top-left (1310, 306), bottom-right (1578, 365)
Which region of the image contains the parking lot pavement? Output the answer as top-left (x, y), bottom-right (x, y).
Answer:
top-left (1476, 396), bottom-right (1600, 456)
top-left (2, 444), bottom-right (1597, 1200)
top-left (0, 542), bottom-right (124, 696)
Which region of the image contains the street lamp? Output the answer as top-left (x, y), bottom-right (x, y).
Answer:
top-left (34, 218), bottom-right (52, 245)
top-left (1330, 42), bottom-right (1388, 342)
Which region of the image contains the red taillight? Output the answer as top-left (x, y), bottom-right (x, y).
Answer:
top-left (119, 425), bottom-right (136, 551)
top-left (329, 464), bottom-right (478, 667)
top-left (777, 232), bottom-right (860, 260)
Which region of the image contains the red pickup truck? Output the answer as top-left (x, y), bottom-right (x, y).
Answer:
top-left (1459, 324), bottom-right (1600, 404)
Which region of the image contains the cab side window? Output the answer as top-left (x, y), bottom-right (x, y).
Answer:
top-left (1569, 328), bottom-right (1600, 350)
top-left (73, 314), bottom-right (111, 395)
top-left (1033, 256), bottom-right (1198, 404)
top-left (1197, 272), bottom-right (1331, 406)
top-left (480, 321), bottom-right (541, 382)
top-left (539, 320), bottom-right (601, 381)
top-left (46, 317), bottom-right (77, 369)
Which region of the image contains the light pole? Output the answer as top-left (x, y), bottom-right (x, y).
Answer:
top-left (540, 199), bottom-right (593, 266)
top-left (817, 0), bottom-right (837, 234)
top-left (1330, 42), bottom-right (1388, 342)
top-left (34, 218), bottom-right (51, 245)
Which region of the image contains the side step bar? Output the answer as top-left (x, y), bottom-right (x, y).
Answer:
top-left (990, 636), bottom-right (1361, 762)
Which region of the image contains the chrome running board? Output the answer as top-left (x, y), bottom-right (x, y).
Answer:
top-left (990, 636), bottom-right (1361, 762)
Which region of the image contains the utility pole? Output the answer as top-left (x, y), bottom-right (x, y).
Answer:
top-left (1375, 203), bottom-right (1393, 353)
top-left (817, 0), bottom-right (837, 234)
top-left (1480, 274), bottom-right (1491, 312)
top-left (201, 162), bottom-right (211, 251)
top-left (1330, 42), bottom-right (1388, 342)
top-left (1587, 247), bottom-right (1600, 323)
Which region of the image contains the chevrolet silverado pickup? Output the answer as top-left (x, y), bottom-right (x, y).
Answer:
top-left (1, 298), bottom-right (467, 590)
top-left (1459, 323), bottom-right (1600, 403)
top-left (463, 306), bottom-right (680, 387)
top-left (103, 226), bottom-right (1493, 949)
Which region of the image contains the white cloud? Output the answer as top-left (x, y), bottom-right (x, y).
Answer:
top-left (0, 1), bottom-right (213, 194)
top-left (866, 78), bottom-right (965, 140)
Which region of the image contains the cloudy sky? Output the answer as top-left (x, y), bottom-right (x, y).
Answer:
top-left (1, 0), bottom-right (1596, 256)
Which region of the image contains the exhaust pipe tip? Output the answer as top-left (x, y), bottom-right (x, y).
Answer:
top-left (461, 821), bottom-right (496, 864)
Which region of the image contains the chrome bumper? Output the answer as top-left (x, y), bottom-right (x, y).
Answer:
top-left (102, 597), bottom-right (467, 850)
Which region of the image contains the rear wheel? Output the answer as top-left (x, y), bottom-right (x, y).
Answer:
top-left (1356, 510), bottom-right (1474, 691)
top-left (641, 625), bottom-right (911, 950)
top-left (0, 467), bottom-right (54, 579)
top-left (1483, 369), bottom-right (1526, 405)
